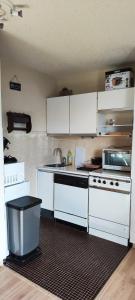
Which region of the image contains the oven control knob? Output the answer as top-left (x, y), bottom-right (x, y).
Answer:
top-left (103, 180), bottom-right (106, 184)
top-left (93, 178), bottom-right (96, 183)
top-left (98, 179), bottom-right (101, 183)
top-left (115, 182), bottom-right (119, 187)
top-left (110, 181), bottom-right (114, 185)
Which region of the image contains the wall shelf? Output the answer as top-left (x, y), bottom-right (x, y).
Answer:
top-left (102, 124), bottom-right (132, 128)
top-left (98, 133), bottom-right (132, 137)
top-left (97, 110), bottom-right (133, 137)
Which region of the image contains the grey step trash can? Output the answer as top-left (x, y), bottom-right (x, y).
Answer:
top-left (6, 196), bottom-right (42, 259)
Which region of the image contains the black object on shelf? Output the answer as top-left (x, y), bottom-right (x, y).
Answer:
top-left (3, 137), bottom-right (18, 164)
top-left (4, 156), bottom-right (17, 164)
top-left (7, 112), bottom-right (32, 133)
top-left (91, 157), bottom-right (102, 165)
top-left (3, 137), bottom-right (10, 150)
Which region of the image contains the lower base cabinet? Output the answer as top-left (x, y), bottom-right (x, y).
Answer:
top-left (37, 171), bottom-right (54, 211)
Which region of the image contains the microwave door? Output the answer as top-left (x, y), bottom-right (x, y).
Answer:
top-left (104, 151), bottom-right (131, 171)
top-left (117, 152), bottom-right (131, 167)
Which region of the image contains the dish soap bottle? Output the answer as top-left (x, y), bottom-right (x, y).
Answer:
top-left (67, 150), bottom-right (73, 165)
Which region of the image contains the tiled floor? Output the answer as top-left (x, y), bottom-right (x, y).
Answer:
top-left (5, 218), bottom-right (129, 300)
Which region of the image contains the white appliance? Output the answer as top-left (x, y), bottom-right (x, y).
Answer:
top-left (4, 162), bottom-right (25, 186)
top-left (5, 181), bottom-right (30, 202)
top-left (102, 148), bottom-right (131, 172)
top-left (4, 162), bottom-right (30, 202)
top-left (54, 173), bottom-right (88, 227)
top-left (89, 169), bottom-right (131, 246)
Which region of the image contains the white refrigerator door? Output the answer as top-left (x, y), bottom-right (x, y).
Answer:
top-left (5, 181), bottom-right (30, 202)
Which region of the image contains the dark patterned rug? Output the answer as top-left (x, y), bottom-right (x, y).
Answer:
top-left (6, 217), bottom-right (129, 300)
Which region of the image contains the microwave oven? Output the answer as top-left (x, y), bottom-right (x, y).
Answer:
top-left (102, 148), bottom-right (131, 172)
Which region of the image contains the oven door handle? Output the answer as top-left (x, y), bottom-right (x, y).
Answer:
top-left (89, 186), bottom-right (130, 195)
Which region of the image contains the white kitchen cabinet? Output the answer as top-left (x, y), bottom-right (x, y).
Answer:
top-left (47, 96), bottom-right (69, 134)
top-left (98, 88), bottom-right (134, 110)
top-left (70, 93), bottom-right (97, 134)
top-left (37, 171), bottom-right (54, 211)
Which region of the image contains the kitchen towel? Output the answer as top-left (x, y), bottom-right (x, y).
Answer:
top-left (75, 147), bottom-right (86, 167)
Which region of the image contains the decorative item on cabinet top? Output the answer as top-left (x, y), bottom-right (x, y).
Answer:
top-left (7, 112), bottom-right (32, 133)
top-left (59, 87), bottom-right (73, 96)
top-left (105, 68), bottom-right (134, 91)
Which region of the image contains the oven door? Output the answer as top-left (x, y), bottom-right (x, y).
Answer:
top-left (89, 186), bottom-right (130, 244)
top-left (103, 150), bottom-right (131, 171)
top-left (89, 187), bottom-right (130, 225)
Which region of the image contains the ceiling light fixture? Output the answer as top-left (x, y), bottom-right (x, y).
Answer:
top-left (0, 0), bottom-right (28, 29)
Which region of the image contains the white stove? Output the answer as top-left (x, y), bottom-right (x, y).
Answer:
top-left (89, 169), bottom-right (131, 193)
top-left (89, 168), bottom-right (131, 246)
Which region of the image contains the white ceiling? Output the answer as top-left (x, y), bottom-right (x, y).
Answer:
top-left (0, 0), bottom-right (135, 78)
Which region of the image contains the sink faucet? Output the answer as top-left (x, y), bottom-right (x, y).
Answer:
top-left (53, 147), bottom-right (62, 164)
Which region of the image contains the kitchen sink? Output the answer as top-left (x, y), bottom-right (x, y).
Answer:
top-left (44, 163), bottom-right (66, 168)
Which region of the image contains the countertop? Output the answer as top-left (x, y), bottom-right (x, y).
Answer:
top-left (38, 165), bottom-right (131, 180)
top-left (38, 165), bottom-right (89, 177)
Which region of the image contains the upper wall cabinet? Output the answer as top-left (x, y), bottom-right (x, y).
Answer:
top-left (98, 88), bottom-right (134, 111)
top-left (47, 96), bottom-right (69, 134)
top-left (70, 93), bottom-right (97, 134)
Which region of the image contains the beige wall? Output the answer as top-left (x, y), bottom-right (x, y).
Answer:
top-left (1, 59), bottom-right (57, 131)
top-left (57, 136), bottom-right (131, 164)
top-left (57, 69), bottom-right (105, 94)
top-left (1, 59), bottom-right (58, 196)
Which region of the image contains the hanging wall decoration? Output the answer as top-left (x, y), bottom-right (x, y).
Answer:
top-left (7, 112), bottom-right (32, 133)
top-left (9, 75), bottom-right (21, 91)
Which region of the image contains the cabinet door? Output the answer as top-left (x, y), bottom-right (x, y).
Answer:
top-left (37, 171), bottom-right (54, 211)
top-left (70, 93), bottom-right (97, 134)
top-left (98, 88), bottom-right (134, 110)
top-left (47, 96), bottom-right (69, 134)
